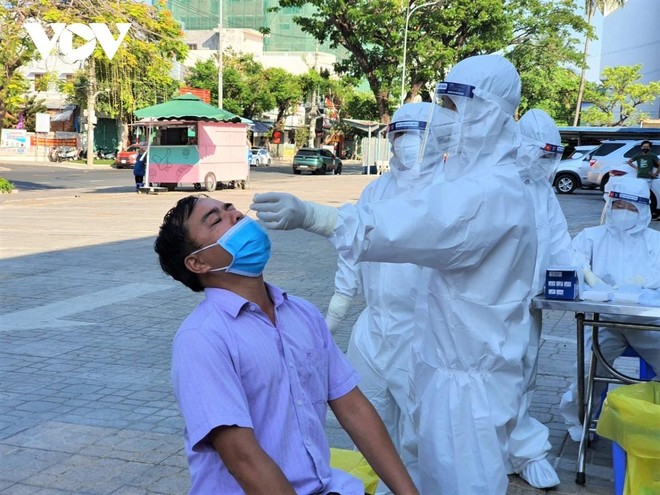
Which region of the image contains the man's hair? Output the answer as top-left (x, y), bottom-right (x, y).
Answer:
top-left (154, 195), bottom-right (206, 292)
top-left (641, 140), bottom-right (652, 147)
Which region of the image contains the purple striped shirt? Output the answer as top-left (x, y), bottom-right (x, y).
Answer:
top-left (171, 283), bottom-right (362, 494)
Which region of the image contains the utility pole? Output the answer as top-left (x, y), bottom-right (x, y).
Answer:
top-left (308, 43), bottom-right (319, 148)
top-left (86, 57), bottom-right (95, 167)
top-left (217, 0), bottom-right (223, 109)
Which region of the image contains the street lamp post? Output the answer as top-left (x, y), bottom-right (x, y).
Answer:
top-left (400, 1), bottom-right (441, 106)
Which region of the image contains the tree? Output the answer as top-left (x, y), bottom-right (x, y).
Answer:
top-left (572, 0), bottom-right (625, 126)
top-left (505, 0), bottom-right (588, 124)
top-left (264, 67), bottom-right (304, 131)
top-left (275, 0), bottom-right (588, 123)
top-left (580, 65), bottom-right (660, 126)
top-left (185, 52), bottom-right (278, 120)
top-left (0, 0), bottom-right (43, 129)
top-left (52, 0), bottom-right (188, 146)
top-left (5, 95), bottom-right (48, 132)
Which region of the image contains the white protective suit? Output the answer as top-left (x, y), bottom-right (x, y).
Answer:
top-left (559, 176), bottom-right (660, 440)
top-left (326, 102), bottom-right (454, 493)
top-left (251, 54), bottom-right (538, 494)
top-left (509, 109), bottom-right (578, 488)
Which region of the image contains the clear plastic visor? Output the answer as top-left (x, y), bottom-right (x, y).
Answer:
top-left (387, 120), bottom-right (426, 171)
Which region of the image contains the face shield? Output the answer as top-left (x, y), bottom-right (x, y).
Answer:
top-left (429, 80), bottom-right (518, 181)
top-left (388, 119), bottom-right (426, 172)
top-left (388, 102), bottom-right (457, 183)
top-left (518, 140), bottom-right (564, 183)
top-left (603, 176), bottom-right (652, 234)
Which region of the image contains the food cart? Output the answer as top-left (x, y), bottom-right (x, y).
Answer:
top-left (134, 94), bottom-right (249, 192)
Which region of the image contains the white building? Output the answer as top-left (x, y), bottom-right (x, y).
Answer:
top-left (599, 0), bottom-right (660, 120)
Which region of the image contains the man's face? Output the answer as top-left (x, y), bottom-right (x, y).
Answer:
top-left (641, 144), bottom-right (651, 153)
top-left (185, 198), bottom-right (243, 267)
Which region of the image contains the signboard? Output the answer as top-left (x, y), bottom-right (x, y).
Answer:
top-left (36, 113), bottom-right (50, 133)
top-left (1, 129), bottom-right (30, 152)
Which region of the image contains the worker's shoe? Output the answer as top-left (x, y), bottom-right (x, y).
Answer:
top-left (519, 459), bottom-right (560, 489)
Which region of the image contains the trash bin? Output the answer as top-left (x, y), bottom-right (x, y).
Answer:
top-left (596, 382), bottom-right (660, 495)
top-left (330, 447), bottom-right (379, 495)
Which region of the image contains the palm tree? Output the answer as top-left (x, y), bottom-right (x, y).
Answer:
top-left (572, 0), bottom-right (625, 126)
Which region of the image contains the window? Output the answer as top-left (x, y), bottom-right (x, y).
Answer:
top-left (592, 143), bottom-right (625, 156)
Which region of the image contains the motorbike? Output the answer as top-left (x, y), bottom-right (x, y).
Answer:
top-left (97, 148), bottom-right (117, 160)
top-left (48, 146), bottom-right (81, 162)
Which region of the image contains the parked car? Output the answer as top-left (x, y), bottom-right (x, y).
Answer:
top-left (251, 147), bottom-right (272, 166)
top-left (553, 145), bottom-right (599, 194)
top-left (114, 145), bottom-right (142, 169)
top-left (586, 140), bottom-right (660, 191)
top-left (292, 148), bottom-right (343, 175)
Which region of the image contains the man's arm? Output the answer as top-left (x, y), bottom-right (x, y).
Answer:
top-left (329, 387), bottom-right (419, 495)
top-left (208, 425), bottom-right (296, 495)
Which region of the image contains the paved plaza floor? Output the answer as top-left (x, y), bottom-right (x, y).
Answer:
top-left (2, 161), bottom-right (652, 494)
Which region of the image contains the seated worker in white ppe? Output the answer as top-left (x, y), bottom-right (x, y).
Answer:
top-left (559, 176), bottom-right (660, 441)
top-left (506, 108), bottom-right (579, 489)
top-left (251, 54), bottom-right (539, 495)
top-left (325, 102), bottom-right (455, 494)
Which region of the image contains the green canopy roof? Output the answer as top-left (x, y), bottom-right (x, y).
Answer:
top-left (134, 93), bottom-right (243, 122)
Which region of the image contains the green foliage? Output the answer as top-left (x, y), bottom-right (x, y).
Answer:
top-left (276, 0), bottom-right (589, 123)
top-left (0, 0), bottom-right (43, 128)
top-left (0, 177), bottom-right (15, 193)
top-left (505, 0), bottom-right (588, 124)
top-left (581, 65), bottom-right (660, 126)
top-left (342, 91), bottom-right (379, 122)
top-left (54, 0), bottom-right (188, 122)
top-left (294, 126), bottom-right (310, 148)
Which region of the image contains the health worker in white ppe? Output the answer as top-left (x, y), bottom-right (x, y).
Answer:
top-left (559, 176), bottom-right (660, 440)
top-left (250, 54), bottom-right (538, 495)
top-left (325, 102), bottom-right (455, 494)
top-left (508, 108), bottom-right (578, 489)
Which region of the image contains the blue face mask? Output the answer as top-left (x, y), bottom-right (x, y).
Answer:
top-left (191, 216), bottom-right (271, 277)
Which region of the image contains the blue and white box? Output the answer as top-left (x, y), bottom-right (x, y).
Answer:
top-left (545, 267), bottom-right (580, 300)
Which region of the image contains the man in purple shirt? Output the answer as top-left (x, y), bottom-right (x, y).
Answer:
top-left (154, 195), bottom-right (419, 495)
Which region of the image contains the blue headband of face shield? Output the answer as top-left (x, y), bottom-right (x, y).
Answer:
top-left (387, 120), bottom-right (427, 134)
top-left (609, 190), bottom-right (650, 205)
top-left (541, 143), bottom-right (564, 155)
top-left (435, 81), bottom-right (517, 116)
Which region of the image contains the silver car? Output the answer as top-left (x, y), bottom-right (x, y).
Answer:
top-left (553, 145), bottom-right (598, 194)
top-left (586, 140), bottom-right (660, 191)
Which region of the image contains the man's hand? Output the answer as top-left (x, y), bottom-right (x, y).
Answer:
top-left (251, 192), bottom-right (338, 237)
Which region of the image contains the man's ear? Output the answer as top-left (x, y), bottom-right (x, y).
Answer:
top-left (185, 255), bottom-right (208, 274)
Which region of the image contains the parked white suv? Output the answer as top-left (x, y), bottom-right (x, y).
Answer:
top-left (553, 145), bottom-right (598, 194)
top-left (586, 140), bottom-right (660, 191)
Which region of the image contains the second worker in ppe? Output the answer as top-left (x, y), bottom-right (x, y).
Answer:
top-left (326, 102), bottom-right (456, 493)
top-left (251, 54), bottom-right (539, 495)
top-left (507, 109), bottom-right (579, 489)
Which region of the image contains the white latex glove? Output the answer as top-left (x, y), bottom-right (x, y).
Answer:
top-left (251, 192), bottom-right (338, 237)
top-left (325, 291), bottom-right (353, 335)
top-left (584, 267), bottom-right (607, 288)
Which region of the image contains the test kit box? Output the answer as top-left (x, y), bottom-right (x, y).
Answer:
top-left (545, 267), bottom-right (580, 300)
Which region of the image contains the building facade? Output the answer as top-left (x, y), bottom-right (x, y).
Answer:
top-left (600, 0), bottom-right (660, 120)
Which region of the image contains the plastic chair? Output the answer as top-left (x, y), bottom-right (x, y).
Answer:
top-left (600, 347), bottom-right (656, 495)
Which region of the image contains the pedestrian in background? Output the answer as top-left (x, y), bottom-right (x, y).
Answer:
top-left (133, 148), bottom-right (147, 191)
